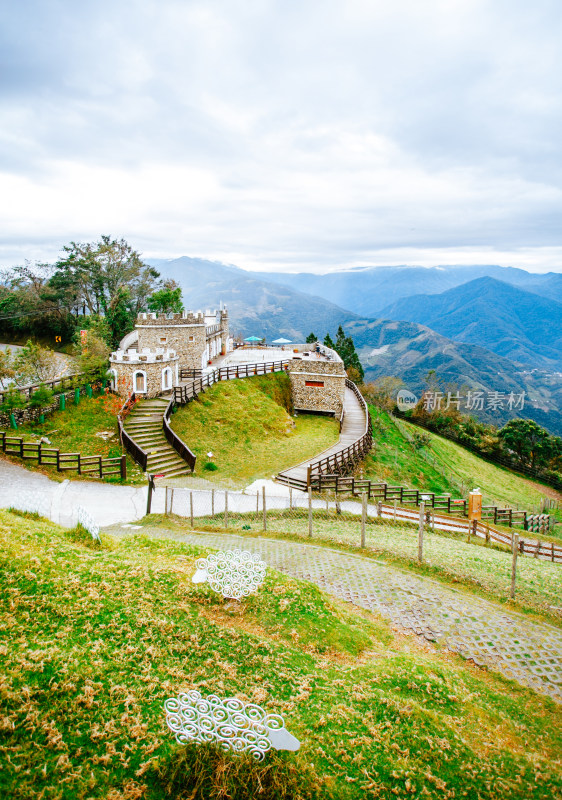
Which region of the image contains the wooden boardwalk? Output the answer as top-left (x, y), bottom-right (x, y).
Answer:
top-left (276, 385), bottom-right (370, 489)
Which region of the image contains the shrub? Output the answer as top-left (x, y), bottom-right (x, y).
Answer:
top-left (204, 461), bottom-right (218, 471)
top-left (29, 383), bottom-right (54, 409)
top-left (0, 386), bottom-right (26, 413)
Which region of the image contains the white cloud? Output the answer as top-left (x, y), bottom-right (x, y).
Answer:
top-left (1, 0), bottom-right (561, 272)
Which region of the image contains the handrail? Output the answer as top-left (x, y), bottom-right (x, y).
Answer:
top-left (116, 391), bottom-right (148, 471)
top-left (304, 378), bottom-right (372, 486)
top-left (0, 371), bottom-right (87, 405)
top-left (163, 399), bottom-right (196, 471)
top-left (174, 360), bottom-right (290, 405)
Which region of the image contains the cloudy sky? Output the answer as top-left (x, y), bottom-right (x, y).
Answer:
top-left (1, 0), bottom-right (561, 273)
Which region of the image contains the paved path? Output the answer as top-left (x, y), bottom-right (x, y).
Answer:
top-left (107, 526), bottom-right (562, 704)
top-left (277, 385), bottom-right (367, 486)
top-left (0, 458), bottom-right (148, 527)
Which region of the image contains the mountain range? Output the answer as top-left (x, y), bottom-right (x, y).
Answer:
top-left (149, 256), bottom-right (562, 434)
top-left (379, 276), bottom-right (562, 370)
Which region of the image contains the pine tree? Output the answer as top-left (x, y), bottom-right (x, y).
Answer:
top-left (323, 332), bottom-right (335, 349)
top-left (306, 332), bottom-right (317, 343)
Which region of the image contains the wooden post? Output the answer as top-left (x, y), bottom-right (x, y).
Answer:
top-left (165, 486), bottom-right (169, 516)
top-left (418, 502), bottom-right (425, 563)
top-left (485, 523), bottom-right (490, 544)
top-left (308, 488), bottom-right (313, 538)
top-left (361, 493), bottom-right (367, 548)
top-left (377, 500), bottom-right (382, 519)
top-left (262, 486), bottom-right (267, 531)
top-left (224, 491), bottom-right (228, 528)
top-left (393, 499), bottom-right (397, 522)
top-left (511, 533), bottom-right (519, 599)
top-left (147, 474), bottom-right (154, 515)
top-left (289, 487), bottom-right (292, 510)
top-left (211, 488), bottom-right (215, 517)
top-left (190, 491), bottom-right (194, 527)
top-left (120, 454), bottom-right (126, 479)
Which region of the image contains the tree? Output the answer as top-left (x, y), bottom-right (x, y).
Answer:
top-left (323, 333), bottom-right (335, 349)
top-left (52, 236), bottom-right (161, 346)
top-left (73, 324), bottom-right (111, 382)
top-left (13, 340), bottom-right (60, 384)
top-left (498, 418), bottom-right (553, 470)
top-left (362, 376), bottom-right (404, 411)
top-left (306, 332), bottom-right (317, 343)
top-left (147, 280), bottom-right (184, 314)
top-left (0, 348), bottom-right (15, 389)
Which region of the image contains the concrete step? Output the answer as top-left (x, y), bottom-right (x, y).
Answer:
top-left (161, 466), bottom-right (192, 478)
top-left (147, 453), bottom-right (186, 468)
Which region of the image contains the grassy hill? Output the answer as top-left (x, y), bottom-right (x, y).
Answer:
top-left (170, 373), bottom-right (339, 487)
top-left (2, 509), bottom-right (562, 799)
top-left (361, 408), bottom-right (562, 525)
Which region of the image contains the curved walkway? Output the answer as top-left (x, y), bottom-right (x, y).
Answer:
top-left (107, 525), bottom-right (562, 704)
top-left (276, 384), bottom-right (368, 488)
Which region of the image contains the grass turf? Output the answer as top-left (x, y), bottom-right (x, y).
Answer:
top-left (170, 373), bottom-right (340, 488)
top-left (2, 509), bottom-right (562, 799)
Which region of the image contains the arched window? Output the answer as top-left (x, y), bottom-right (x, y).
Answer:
top-left (162, 367), bottom-right (172, 391)
top-left (108, 369), bottom-right (118, 391)
top-left (133, 370), bottom-right (147, 393)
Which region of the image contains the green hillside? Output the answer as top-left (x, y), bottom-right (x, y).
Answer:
top-left (2, 509), bottom-right (562, 799)
top-left (362, 408), bottom-right (562, 517)
top-left (170, 373), bottom-right (339, 487)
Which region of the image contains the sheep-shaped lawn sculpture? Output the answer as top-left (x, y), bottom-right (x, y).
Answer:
top-left (192, 549), bottom-right (267, 600)
top-left (165, 690), bottom-right (300, 761)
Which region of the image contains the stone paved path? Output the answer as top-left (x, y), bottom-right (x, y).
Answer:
top-left (107, 526), bottom-right (562, 704)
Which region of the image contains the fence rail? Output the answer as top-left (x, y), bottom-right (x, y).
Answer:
top-left (0, 431), bottom-right (126, 478)
top-left (394, 410), bottom-right (562, 493)
top-left (163, 399), bottom-right (196, 471)
top-left (116, 392), bottom-right (148, 471)
top-left (311, 475), bottom-right (550, 532)
top-left (0, 372), bottom-right (87, 406)
top-left (151, 484), bottom-right (562, 565)
top-left (174, 360), bottom-right (290, 405)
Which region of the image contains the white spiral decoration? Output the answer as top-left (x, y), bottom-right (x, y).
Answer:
top-left (164, 690), bottom-right (300, 761)
top-left (192, 549), bottom-right (267, 600)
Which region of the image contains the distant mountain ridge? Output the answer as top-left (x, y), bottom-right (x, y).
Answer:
top-left (147, 256), bottom-right (359, 342)
top-left (147, 256), bottom-right (562, 435)
top-left (379, 277), bottom-right (562, 369)
top-left (251, 264), bottom-right (562, 316)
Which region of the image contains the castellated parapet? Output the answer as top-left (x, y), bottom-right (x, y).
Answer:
top-left (135, 308), bottom-right (229, 370)
top-left (288, 349), bottom-right (346, 416)
top-left (109, 347), bottom-right (179, 398)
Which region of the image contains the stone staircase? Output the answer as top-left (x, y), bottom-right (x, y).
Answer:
top-left (122, 396), bottom-right (192, 478)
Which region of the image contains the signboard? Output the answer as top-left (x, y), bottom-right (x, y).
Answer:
top-left (468, 489), bottom-right (482, 521)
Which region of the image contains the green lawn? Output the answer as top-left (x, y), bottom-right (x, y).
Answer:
top-left (363, 406), bottom-right (462, 495)
top-left (170, 374), bottom-right (340, 488)
top-left (0, 394), bottom-right (144, 483)
top-left (1, 509), bottom-right (562, 799)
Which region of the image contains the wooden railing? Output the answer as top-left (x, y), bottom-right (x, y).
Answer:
top-left (375, 500), bottom-right (561, 563)
top-left (163, 399), bottom-right (196, 471)
top-left (117, 392), bottom-right (148, 471)
top-left (310, 475), bottom-right (551, 532)
top-left (303, 379), bottom-right (372, 487)
top-left (0, 431), bottom-right (126, 479)
top-left (0, 372), bottom-right (87, 406)
top-left (174, 360), bottom-right (290, 405)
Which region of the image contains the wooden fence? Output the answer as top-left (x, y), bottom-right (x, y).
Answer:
top-left (0, 431), bottom-right (126, 479)
top-left (164, 398), bottom-right (196, 471)
top-left (174, 360), bottom-right (290, 405)
top-left (376, 500), bottom-right (561, 563)
top-left (116, 392), bottom-right (148, 471)
top-left (394, 410), bottom-right (562, 493)
top-left (0, 372), bottom-right (87, 406)
top-left (303, 379), bottom-right (373, 487)
top-left (312, 475), bottom-right (550, 532)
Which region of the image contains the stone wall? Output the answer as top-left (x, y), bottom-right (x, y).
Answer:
top-left (0, 387), bottom-right (95, 428)
top-left (289, 359), bottom-right (346, 416)
top-left (109, 355), bottom-right (179, 398)
top-left (137, 323), bottom-right (206, 369)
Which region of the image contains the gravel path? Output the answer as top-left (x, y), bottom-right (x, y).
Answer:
top-left (106, 525), bottom-right (562, 704)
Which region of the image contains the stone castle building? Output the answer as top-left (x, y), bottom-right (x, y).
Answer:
top-left (288, 351), bottom-right (346, 417)
top-left (109, 307), bottom-right (230, 397)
